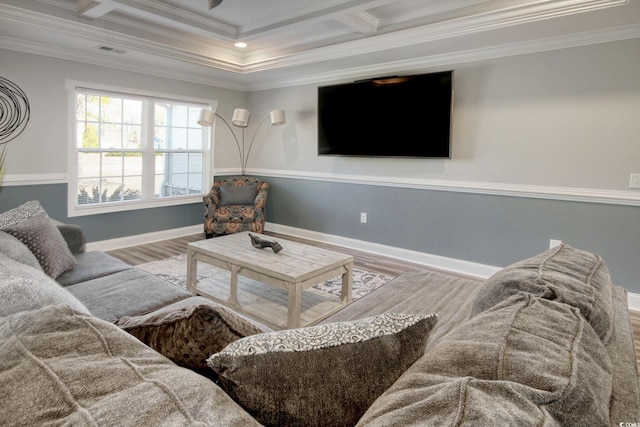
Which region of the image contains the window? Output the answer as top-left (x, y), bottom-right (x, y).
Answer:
top-left (68, 82), bottom-right (213, 216)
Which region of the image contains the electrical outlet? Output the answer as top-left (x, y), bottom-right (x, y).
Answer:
top-left (360, 212), bottom-right (367, 223)
top-left (630, 173), bottom-right (640, 189)
top-left (549, 239), bottom-right (562, 249)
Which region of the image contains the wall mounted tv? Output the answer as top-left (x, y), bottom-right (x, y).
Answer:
top-left (318, 70), bottom-right (453, 158)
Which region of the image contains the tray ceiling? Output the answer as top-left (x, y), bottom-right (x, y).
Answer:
top-left (0, 0), bottom-right (638, 90)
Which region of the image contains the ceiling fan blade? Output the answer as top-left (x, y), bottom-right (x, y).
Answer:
top-left (208, 0), bottom-right (223, 9)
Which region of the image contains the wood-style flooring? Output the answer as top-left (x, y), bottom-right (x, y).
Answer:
top-left (106, 231), bottom-right (640, 373)
top-left (105, 232), bottom-right (439, 276)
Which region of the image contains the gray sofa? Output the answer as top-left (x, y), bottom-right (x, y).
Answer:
top-left (1, 202), bottom-right (638, 426)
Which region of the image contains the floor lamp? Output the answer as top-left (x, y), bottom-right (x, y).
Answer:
top-left (198, 107), bottom-right (286, 175)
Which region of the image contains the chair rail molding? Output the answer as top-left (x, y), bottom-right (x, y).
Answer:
top-left (245, 168), bottom-right (640, 207)
top-left (2, 173), bottom-right (67, 186)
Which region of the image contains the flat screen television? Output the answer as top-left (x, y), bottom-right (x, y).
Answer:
top-left (318, 70), bottom-right (453, 158)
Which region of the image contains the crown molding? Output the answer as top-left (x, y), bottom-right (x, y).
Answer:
top-left (0, 2), bottom-right (245, 68)
top-left (1, 0), bottom-right (637, 90)
top-left (240, 0), bottom-right (629, 72)
top-left (249, 22), bottom-right (640, 90)
top-left (2, 0), bottom-right (632, 71)
top-left (3, 21), bottom-right (637, 93)
top-left (0, 36), bottom-right (249, 91)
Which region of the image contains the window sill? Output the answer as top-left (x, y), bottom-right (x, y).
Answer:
top-left (67, 194), bottom-right (204, 217)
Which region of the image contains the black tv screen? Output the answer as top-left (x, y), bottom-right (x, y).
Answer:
top-left (318, 70), bottom-right (453, 158)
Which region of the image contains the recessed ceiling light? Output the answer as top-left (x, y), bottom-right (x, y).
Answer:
top-left (234, 42), bottom-right (247, 48)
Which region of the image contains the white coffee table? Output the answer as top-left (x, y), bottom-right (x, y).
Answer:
top-left (186, 232), bottom-right (353, 330)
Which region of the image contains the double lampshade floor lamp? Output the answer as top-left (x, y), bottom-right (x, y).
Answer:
top-left (198, 107), bottom-right (286, 175)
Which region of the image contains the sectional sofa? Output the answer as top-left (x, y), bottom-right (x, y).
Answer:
top-left (1, 201), bottom-right (638, 426)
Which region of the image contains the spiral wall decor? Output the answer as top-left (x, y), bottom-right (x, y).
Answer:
top-left (0, 76), bottom-right (30, 146)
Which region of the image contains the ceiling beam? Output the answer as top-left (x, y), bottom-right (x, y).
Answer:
top-left (76, 0), bottom-right (117, 19)
top-left (77, 0), bottom-right (237, 39)
top-left (334, 11), bottom-right (379, 35)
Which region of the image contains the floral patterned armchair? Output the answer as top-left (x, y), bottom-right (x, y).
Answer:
top-left (203, 176), bottom-right (269, 238)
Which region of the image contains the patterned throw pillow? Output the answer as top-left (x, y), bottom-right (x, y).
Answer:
top-left (207, 312), bottom-right (438, 427)
top-left (0, 231), bottom-right (43, 271)
top-left (0, 200), bottom-right (48, 229)
top-left (115, 303), bottom-right (264, 374)
top-left (4, 215), bottom-right (77, 279)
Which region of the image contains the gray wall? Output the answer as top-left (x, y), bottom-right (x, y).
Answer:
top-left (0, 184), bottom-right (202, 243)
top-left (2, 39), bottom-right (640, 293)
top-left (0, 49), bottom-right (245, 239)
top-left (247, 39), bottom-right (640, 293)
top-left (262, 176), bottom-right (640, 292)
top-left (248, 40), bottom-right (640, 190)
top-left (0, 49), bottom-right (247, 178)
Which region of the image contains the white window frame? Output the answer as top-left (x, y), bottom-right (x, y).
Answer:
top-left (66, 80), bottom-right (216, 217)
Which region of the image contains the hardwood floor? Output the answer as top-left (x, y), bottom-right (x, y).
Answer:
top-left (106, 233), bottom-right (204, 266)
top-left (631, 310), bottom-right (640, 373)
top-left (106, 231), bottom-right (640, 373)
top-left (105, 231), bottom-right (439, 277)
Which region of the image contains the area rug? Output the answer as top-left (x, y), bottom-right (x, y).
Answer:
top-left (137, 253), bottom-right (393, 301)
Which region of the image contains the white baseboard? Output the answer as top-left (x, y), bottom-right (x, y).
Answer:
top-left (627, 292), bottom-right (640, 312)
top-left (264, 222), bottom-right (501, 280)
top-left (86, 224), bottom-right (203, 252)
top-left (85, 221), bottom-right (640, 312)
top-left (265, 223), bottom-right (640, 312)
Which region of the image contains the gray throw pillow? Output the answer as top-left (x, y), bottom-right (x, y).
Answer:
top-left (115, 303), bottom-right (264, 374)
top-left (4, 215), bottom-right (77, 279)
top-left (358, 293), bottom-right (612, 426)
top-left (471, 243), bottom-right (613, 344)
top-left (0, 304), bottom-right (262, 426)
top-left (0, 255), bottom-right (88, 317)
top-left (208, 313), bottom-right (438, 427)
top-left (0, 230), bottom-right (43, 271)
top-left (0, 200), bottom-right (48, 229)
top-left (220, 185), bottom-right (258, 206)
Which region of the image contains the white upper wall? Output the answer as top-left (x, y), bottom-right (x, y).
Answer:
top-left (2, 38), bottom-right (639, 194)
top-left (248, 39), bottom-right (640, 192)
top-left (0, 49), bottom-right (247, 179)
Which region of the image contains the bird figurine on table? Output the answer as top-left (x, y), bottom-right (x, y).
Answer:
top-left (249, 233), bottom-right (283, 253)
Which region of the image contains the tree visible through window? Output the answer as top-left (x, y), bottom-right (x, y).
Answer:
top-left (73, 88), bottom-right (208, 209)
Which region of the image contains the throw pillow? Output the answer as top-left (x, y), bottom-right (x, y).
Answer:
top-left (0, 230), bottom-right (43, 271)
top-left (115, 303), bottom-right (264, 374)
top-left (0, 304), bottom-right (262, 426)
top-left (220, 184), bottom-right (258, 206)
top-left (0, 200), bottom-right (48, 229)
top-left (358, 293), bottom-right (612, 426)
top-left (207, 312), bottom-right (438, 427)
top-left (0, 255), bottom-right (89, 317)
top-left (4, 215), bottom-right (77, 279)
top-left (471, 243), bottom-right (613, 344)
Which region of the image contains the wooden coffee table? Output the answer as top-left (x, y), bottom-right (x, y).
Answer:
top-left (186, 232), bottom-right (353, 330)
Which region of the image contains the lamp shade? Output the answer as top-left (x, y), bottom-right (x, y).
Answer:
top-left (232, 108), bottom-right (250, 127)
top-left (198, 109), bottom-right (215, 126)
top-left (270, 109), bottom-right (286, 126)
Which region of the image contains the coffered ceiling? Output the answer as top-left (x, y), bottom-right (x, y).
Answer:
top-left (0, 0), bottom-right (638, 90)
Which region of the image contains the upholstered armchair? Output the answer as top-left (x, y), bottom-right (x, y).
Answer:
top-left (203, 176), bottom-right (269, 238)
